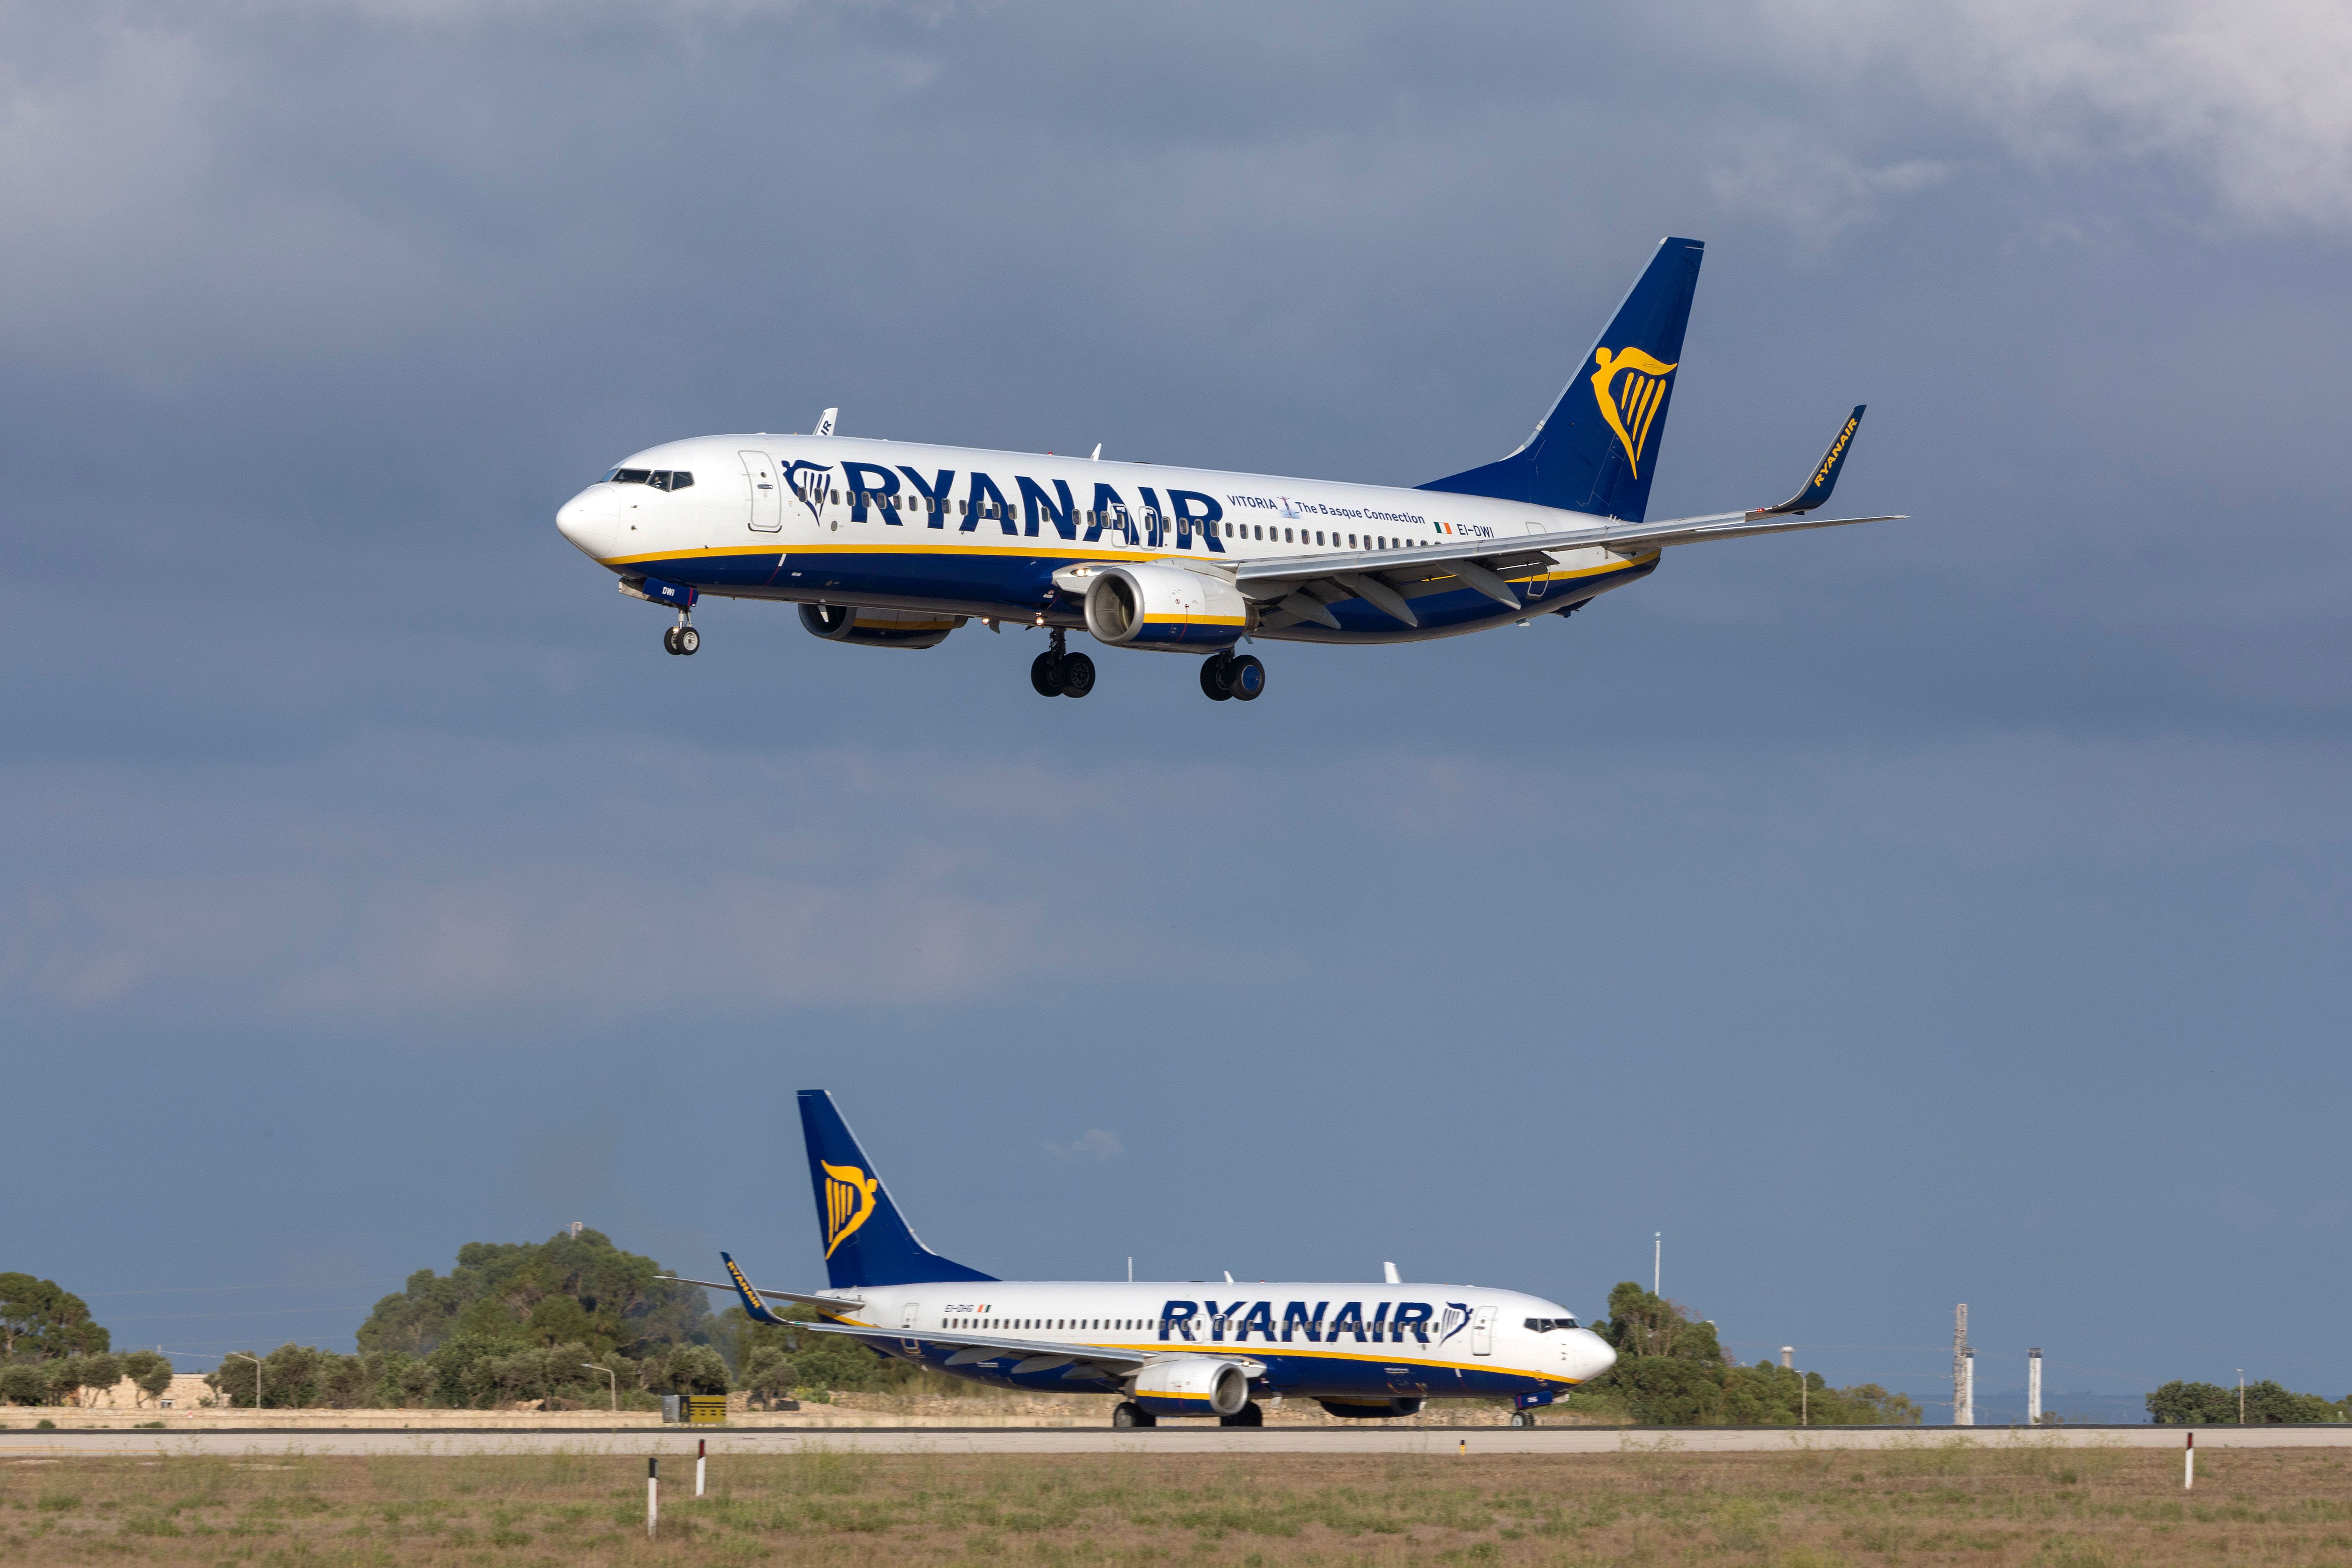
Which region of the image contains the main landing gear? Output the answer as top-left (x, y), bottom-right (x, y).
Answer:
top-left (1029, 627), bottom-right (1095, 698)
top-left (1199, 651), bottom-right (1265, 702)
top-left (662, 612), bottom-right (699, 657)
top-left (1111, 1401), bottom-right (1155, 1429)
top-left (1218, 1401), bottom-right (1265, 1427)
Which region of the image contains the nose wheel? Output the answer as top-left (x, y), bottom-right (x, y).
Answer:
top-left (1029, 629), bottom-right (1094, 697)
top-left (663, 622), bottom-right (700, 656)
top-left (1509, 1410), bottom-right (1539, 1428)
top-left (1200, 652), bottom-right (1264, 702)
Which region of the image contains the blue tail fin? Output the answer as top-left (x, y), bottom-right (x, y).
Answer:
top-left (798, 1090), bottom-right (996, 1289)
top-left (1419, 237), bottom-right (1705, 522)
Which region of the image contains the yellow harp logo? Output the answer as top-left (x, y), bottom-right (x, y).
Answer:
top-left (821, 1162), bottom-right (880, 1258)
top-left (1589, 347), bottom-right (1680, 478)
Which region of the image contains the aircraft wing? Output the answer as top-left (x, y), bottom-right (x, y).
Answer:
top-left (658, 1274), bottom-right (864, 1314)
top-left (1235, 405), bottom-right (1901, 630)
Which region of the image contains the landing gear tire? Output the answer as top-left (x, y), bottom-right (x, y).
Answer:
top-left (1111, 1401), bottom-right (1156, 1429)
top-left (1030, 651), bottom-right (1063, 696)
top-left (1227, 654), bottom-right (1265, 701)
top-left (1218, 1401), bottom-right (1265, 1428)
top-left (675, 625), bottom-right (699, 656)
top-left (1509, 1411), bottom-right (1537, 1429)
top-left (663, 627), bottom-right (680, 655)
top-left (1058, 651), bottom-right (1095, 698)
top-left (1199, 655), bottom-right (1234, 701)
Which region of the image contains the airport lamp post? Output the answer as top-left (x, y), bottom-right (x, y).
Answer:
top-left (583, 1364), bottom-right (617, 1413)
top-left (227, 1353), bottom-right (261, 1411)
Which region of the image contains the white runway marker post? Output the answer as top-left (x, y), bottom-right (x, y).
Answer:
top-left (697, 1438), bottom-right (706, 1498)
top-left (2184, 1432), bottom-right (2195, 1490)
top-left (647, 1458), bottom-right (659, 1535)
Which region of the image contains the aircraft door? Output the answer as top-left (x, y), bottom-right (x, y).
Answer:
top-left (900, 1302), bottom-right (922, 1355)
top-left (742, 450), bottom-right (782, 532)
top-left (1470, 1306), bottom-right (1495, 1357)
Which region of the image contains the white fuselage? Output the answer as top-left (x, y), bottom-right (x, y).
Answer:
top-left (812, 1279), bottom-right (1616, 1405)
top-left (554, 433), bottom-right (1658, 644)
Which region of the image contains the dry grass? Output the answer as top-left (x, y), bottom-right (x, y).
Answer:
top-left (5, 1443), bottom-right (2350, 1565)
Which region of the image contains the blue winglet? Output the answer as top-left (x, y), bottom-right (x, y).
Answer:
top-left (721, 1251), bottom-right (787, 1326)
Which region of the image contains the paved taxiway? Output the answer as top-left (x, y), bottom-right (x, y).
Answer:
top-left (7, 1426), bottom-right (2349, 1458)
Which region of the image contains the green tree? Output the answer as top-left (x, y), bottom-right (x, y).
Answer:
top-left (1573, 1282), bottom-right (1917, 1427)
top-left (662, 1344), bottom-right (730, 1395)
top-left (0, 1274), bottom-right (110, 1359)
top-left (2149, 1379), bottom-right (2343, 1425)
top-left (48, 1354), bottom-right (121, 1407)
top-left (0, 1364), bottom-right (49, 1405)
top-left (355, 1230), bottom-right (706, 1361)
top-left (120, 1350), bottom-right (173, 1405)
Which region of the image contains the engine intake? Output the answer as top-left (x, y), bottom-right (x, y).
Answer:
top-left (1130, 1357), bottom-right (1251, 1418)
top-left (799, 603), bottom-right (964, 649)
top-left (1082, 564), bottom-right (1248, 652)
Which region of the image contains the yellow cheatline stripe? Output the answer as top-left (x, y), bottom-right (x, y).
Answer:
top-left (601, 543), bottom-right (1656, 587)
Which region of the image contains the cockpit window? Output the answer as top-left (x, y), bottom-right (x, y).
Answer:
top-left (651, 471), bottom-right (693, 491)
top-left (611, 468), bottom-right (652, 485)
top-left (1522, 1317), bottom-right (1579, 1333)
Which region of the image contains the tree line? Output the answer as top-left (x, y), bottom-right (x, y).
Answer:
top-left (1564, 1282), bottom-right (1922, 1426)
top-left (23, 1248), bottom-right (2347, 1422)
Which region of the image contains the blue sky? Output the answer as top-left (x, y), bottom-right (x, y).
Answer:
top-left (5, 0), bottom-right (2347, 1415)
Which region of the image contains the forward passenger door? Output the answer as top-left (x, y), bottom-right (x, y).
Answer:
top-left (742, 450), bottom-right (782, 532)
top-left (1470, 1305), bottom-right (1495, 1357)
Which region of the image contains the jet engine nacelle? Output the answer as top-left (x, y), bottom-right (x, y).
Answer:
top-left (1130, 1357), bottom-right (1251, 1417)
top-left (1082, 564), bottom-right (1248, 652)
top-left (798, 603), bottom-right (964, 649)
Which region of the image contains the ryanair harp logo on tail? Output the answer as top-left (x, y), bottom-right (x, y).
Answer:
top-left (1590, 347), bottom-right (1679, 478)
top-left (822, 1161), bottom-right (880, 1258)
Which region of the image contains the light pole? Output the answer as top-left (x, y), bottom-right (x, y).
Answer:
top-left (2238, 1371), bottom-right (2245, 1425)
top-left (226, 1353), bottom-right (261, 1412)
top-left (1653, 1233), bottom-right (1661, 1296)
top-left (583, 1364), bottom-right (617, 1414)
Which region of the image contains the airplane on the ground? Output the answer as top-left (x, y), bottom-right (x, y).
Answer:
top-left (556, 236), bottom-right (1899, 702)
top-left (662, 1092), bottom-right (1617, 1428)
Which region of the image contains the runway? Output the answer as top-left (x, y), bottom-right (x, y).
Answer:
top-left (6, 1425), bottom-right (2347, 1458)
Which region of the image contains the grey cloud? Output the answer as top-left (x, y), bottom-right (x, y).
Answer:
top-left (1753, 0), bottom-right (2352, 229)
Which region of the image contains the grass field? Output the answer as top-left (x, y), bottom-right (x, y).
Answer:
top-left (6, 1443), bottom-right (2349, 1565)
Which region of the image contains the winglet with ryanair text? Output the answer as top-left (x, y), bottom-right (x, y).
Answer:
top-left (1749, 405), bottom-right (1867, 519)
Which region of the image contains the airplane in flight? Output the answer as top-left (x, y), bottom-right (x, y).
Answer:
top-left (662, 1091), bottom-right (1617, 1428)
top-left (556, 236), bottom-right (1897, 703)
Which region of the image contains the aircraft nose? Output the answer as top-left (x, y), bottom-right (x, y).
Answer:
top-left (556, 487), bottom-right (617, 559)
top-left (1572, 1328), bottom-right (1617, 1381)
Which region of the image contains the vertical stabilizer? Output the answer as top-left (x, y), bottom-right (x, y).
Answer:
top-left (1419, 237), bottom-right (1705, 522)
top-left (797, 1091), bottom-right (995, 1289)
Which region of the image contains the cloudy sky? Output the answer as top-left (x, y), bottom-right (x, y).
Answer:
top-left (7, 0), bottom-right (2348, 1412)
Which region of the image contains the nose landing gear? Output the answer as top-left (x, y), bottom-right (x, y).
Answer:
top-left (662, 610), bottom-right (699, 656)
top-left (1029, 627), bottom-right (1094, 698)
